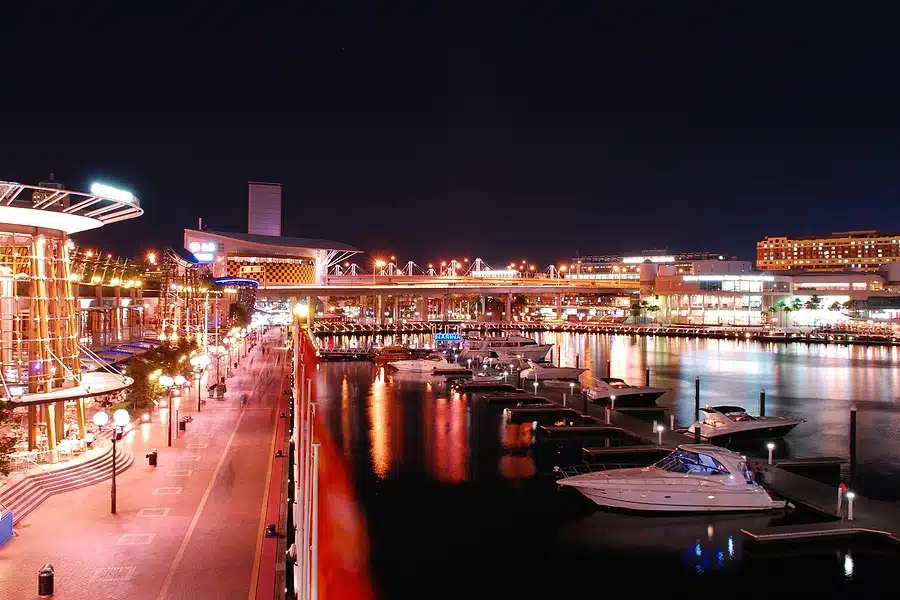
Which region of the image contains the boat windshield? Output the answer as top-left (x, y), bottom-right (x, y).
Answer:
top-left (722, 410), bottom-right (756, 422)
top-left (601, 378), bottom-right (631, 389)
top-left (655, 449), bottom-right (731, 475)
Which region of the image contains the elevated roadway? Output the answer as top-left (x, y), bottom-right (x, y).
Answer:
top-left (255, 275), bottom-right (642, 298)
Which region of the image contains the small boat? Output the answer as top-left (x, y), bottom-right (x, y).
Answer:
top-left (520, 360), bottom-right (586, 382)
top-left (584, 377), bottom-right (669, 407)
top-left (461, 335), bottom-right (554, 361)
top-left (376, 345), bottom-right (432, 362)
top-left (540, 379), bottom-right (582, 391)
top-left (557, 444), bottom-right (786, 513)
top-left (686, 406), bottom-right (803, 444)
top-left (456, 381), bottom-right (521, 393)
top-left (389, 354), bottom-right (453, 373)
top-left (759, 330), bottom-right (802, 343)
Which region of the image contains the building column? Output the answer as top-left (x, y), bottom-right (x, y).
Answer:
top-left (418, 297), bottom-right (427, 322)
top-left (393, 295), bottom-right (400, 323)
top-left (442, 295), bottom-right (449, 321)
top-left (479, 294), bottom-right (486, 316)
top-left (76, 398), bottom-right (87, 441)
top-left (307, 296), bottom-right (315, 330)
top-left (556, 294), bottom-right (563, 321)
top-left (505, 293), bottom-right (512, 323)
top-left (376, 295), bottom-right (384, 327)
top-left (320, 296), bottom-right (329, 315)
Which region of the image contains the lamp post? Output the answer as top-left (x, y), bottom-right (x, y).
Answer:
top-left (189, 355), bottom-right (210, 411)
top-left (159, 375), bottom-right (175, 446)
top-left (94, 408), bottom-right (130, 514)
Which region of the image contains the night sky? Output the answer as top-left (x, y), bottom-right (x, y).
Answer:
top-left (2, 6), bottom-right (899, 267)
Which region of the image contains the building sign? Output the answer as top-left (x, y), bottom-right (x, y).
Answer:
top-left (434, 333), bottom-right (461, 341)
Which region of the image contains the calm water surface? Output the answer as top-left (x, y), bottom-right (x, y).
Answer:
top-left (313, 333), bottom-right (900, 599)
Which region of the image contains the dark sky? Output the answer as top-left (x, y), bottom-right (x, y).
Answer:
top-left (2, 6), bottom-right (899, 268)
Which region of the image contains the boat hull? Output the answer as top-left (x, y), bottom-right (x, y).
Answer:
top-left (563, 483), bottom-right (783, 513)
top-left (700, 422), bottom-right (801, 444)
top-left (586, 389), bottom-right (665, 407)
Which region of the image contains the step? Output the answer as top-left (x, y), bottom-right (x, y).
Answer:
top-left (6, 449), bottom-right (133, 525)
top-left (0, 446), bottom-right (115, 505)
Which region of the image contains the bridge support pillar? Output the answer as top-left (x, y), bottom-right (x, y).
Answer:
top-left (505, 293), bottom-right (512, 323)
top-left (393, 295), bottom-right (400, 323)
top-left (479, 295), bottom-right (486, 317)
top-left (376, 295), bottom-right (384, 327)
top-left (442, 295), bottom-right (449, 322)
top-left (556, 294), bottom-right (563, 321)
top-left (320, 296), bottom-right (329, 314)
top-left (358, 295), bottom-right (366, 324)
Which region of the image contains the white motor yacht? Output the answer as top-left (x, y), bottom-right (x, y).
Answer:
top-left (686, 406), bottom-right (803, 444)
top-left (461, 335), bottom-right (553, 361)
top-left (557, 444), bottom-right (786, 513)
top-left (585, 377), bottom-right (669, 407)
top-left (520, 360), bottom-right (586, 382)
top-left (389, 354), bottom-right (454, 373)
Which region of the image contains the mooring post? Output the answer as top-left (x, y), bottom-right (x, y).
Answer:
top-left (576, 354), bottom-right (580, 369)
top-left (605, 404), bottom-right (611, 424)
top-left (694, 424), bottom-right (702, 443)
top-left (759, 388), bottom-right (766, 416)
top-left (606, 358), bottom-right (611, 378)
top-left (583, 392), bottom-right (589, 415)
top-left (562, 393), bottom-right (566, 407)
top-left (645, 367), bottom-right (650, 387)
top-left (694, 376), bottom-right (700, 421)
top-left (850, 407), bottom-right (858, 487)
top-left (670, 412), bottom-right (675, 430)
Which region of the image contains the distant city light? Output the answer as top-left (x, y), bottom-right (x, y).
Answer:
top-left (621, 255), bottom-right (675, 264)
top-left (90, 182), bottom-right (134, 203)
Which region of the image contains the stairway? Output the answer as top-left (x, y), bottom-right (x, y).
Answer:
top-left (0, 442), bottom-right (134, 525)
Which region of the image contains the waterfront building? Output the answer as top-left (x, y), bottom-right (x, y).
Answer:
top-left (0, 180), bottom-right (142, 454)
top-left (757, 230), bottom-right (900, 272)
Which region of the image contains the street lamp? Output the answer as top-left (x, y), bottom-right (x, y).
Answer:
top-left (189, 355), bottom-right (211, 411)
top-left (374, 259), bottom-right (386, 284)
top-left (93, 408), bottom-right (130, 514)
top-left (159, 375), bottom-right (175, 446)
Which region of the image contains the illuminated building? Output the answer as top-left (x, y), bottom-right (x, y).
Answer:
top-left (0, 179), bottom-right (142, 452)
top-left (569, 250), bottom-right (737, 280)
top-left (757, 231), bottom-right (900, 273)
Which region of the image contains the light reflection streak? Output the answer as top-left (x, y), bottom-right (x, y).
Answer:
top-left (425, 391), bottom-right (468, 482)
top-left (367, 370), bottom-right (391, 479)
top-left (341, 376), bottom-right (351, 457)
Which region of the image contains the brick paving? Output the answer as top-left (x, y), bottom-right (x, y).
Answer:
top-left (0, 331), bottom-right (288, 600)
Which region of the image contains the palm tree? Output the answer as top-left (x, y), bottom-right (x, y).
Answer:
top-left (804, 294), bottom-right (823, 311)
top-left (790, 298), bottom-right (803, 312)
top-left (829, 301), bottom-right (843, 312)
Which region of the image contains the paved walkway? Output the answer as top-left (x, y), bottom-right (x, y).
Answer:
top-left (0, 330), bottom-right (289, 600)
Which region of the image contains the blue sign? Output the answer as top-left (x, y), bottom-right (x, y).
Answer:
top-left (435, 333), bottom-right (461, 341)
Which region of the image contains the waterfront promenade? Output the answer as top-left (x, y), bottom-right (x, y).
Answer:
top-left (0, 331), bottom-right (288, 600)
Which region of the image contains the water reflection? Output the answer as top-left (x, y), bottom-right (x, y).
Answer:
top-left (368, 369), bottom-right (392, 479)
top-left (424, 391), bottom-right (468, 483)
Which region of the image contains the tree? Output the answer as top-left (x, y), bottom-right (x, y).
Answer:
top-left (629, 301), bottom-right (643, 322)
top-left (829, 301), bottom-right (843, 312)
top-left (804, 294), bottom-right (823, 311)
top-left (124, 337), bottom-right (199, 409)
top-left (229, 302), bottom-right (251, 328)
top-left (0, 401), bottom-right (17, 476)
top-left (790, 298), bottom-right (803, 312)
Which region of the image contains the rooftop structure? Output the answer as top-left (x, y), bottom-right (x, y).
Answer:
top-left (183, 229), bottom-right (359, 288)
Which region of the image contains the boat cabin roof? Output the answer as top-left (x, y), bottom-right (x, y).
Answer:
top-left (701, 405), bottom-right (747, 415)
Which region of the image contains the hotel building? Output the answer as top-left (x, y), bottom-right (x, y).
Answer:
top-left (757, 231), bottom-right (900, 273)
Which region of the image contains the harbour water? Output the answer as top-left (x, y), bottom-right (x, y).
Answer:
top-left (312, 333), bottom-right (899, 598)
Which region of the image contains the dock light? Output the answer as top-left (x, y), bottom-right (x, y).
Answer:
top-left (610, 395), bottom-right (616, 410)
top-left (569, 382), bottom-right (575, 395)
top-left (846, 491), bottom-right (856, 521)
top-left (141, 412), bottom-right (151, 423)
top-left (533, 381), bottom-right (539, 393)
top-left (766, 441), bottom-right (775, 465)
top-left (656, 424), bottom-right (664, 445)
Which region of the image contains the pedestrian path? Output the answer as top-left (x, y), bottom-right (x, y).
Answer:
top-left (0, 329), bottom-right (289, 600)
